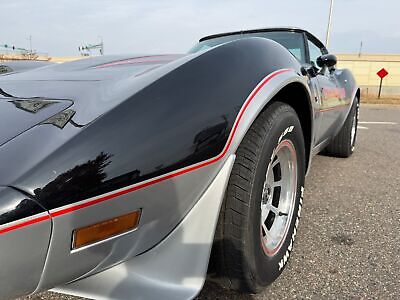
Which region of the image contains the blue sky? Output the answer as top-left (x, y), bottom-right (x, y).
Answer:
top-left (2, 0), bottom-right (399, 56)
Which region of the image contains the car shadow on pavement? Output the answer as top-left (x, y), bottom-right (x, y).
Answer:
top-left (197, 281), bottom-right (254, 300)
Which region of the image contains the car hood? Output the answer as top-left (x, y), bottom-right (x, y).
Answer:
top-left (0, 54), bottom-right (188, 125)
top-left (0, 60), bottom-right (54, 74)
top-left (0, 97), bottom-right (72, 147)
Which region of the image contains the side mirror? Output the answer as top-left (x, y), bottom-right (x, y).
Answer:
top-left (316, 54), bottom-right (337, 68)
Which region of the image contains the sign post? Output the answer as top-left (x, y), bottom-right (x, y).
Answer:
top-left (377, 68), bottom-right (389, 99)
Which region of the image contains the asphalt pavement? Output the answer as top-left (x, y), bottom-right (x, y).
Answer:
top-left (21, 104), bottom-right (400, 300)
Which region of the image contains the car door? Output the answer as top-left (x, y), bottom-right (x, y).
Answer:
top-left (307, 36), bottom-right (344, 144)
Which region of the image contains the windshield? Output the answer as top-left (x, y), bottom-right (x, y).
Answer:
top-left (189, 31), bottom-right (306, 64)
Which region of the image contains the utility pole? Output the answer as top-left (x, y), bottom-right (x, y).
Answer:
top-left (28, 35), bottom-right (32, 54)
top-left (325, 0), bottom-right (334, 48)
top-left (99, 36), bottom-right (104, 55)
top-left (358, 41), bottom-right (363, 57)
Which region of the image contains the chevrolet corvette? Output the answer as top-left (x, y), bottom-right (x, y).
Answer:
top-left (0, 28), bottom-right (359, 300)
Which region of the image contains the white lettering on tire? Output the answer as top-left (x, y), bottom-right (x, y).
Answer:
top-left (278, 125), bottom-right (294, 143)
top-left (278, 186), bottom-right (304, 271)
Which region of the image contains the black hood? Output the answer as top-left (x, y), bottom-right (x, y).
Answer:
top-left (0, 54), bottom-right (186, 125)
top-left (0, 97), bottom-right (72, 147)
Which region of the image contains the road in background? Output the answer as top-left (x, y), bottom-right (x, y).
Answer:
top-left (21, 105), bottom-right (400, 300)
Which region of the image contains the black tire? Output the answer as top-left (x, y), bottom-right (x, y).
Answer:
top-left (211, 102), bottom-right (306, 293)
top-left (323, 99), bottom-right (359, 158)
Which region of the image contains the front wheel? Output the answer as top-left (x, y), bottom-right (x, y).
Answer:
top-left (211, 102), bottom-right (306, 293)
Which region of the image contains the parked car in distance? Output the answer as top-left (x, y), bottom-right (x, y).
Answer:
top-left (0, 60), bottom-right (53, 75)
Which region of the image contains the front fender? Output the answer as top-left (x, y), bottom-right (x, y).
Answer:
top-left (0, 187), bottom-right (51, 299)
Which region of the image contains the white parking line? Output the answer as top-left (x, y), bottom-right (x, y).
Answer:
top-left (358, 126), bottom-right (369, 130)
top-left (359, 121), bottom-right (397, 125)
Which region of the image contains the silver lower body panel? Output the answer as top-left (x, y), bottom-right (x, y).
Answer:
top-left (53, 155), bottom-right (235, 300)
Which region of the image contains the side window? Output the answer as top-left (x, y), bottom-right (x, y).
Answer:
top-left (307, 39), bottom-right (324, 69)
top-left (260, 32), bottom-right (307, 64)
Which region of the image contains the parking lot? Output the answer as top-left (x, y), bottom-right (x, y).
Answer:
top-left (23, 104), bottom-right (400, 300)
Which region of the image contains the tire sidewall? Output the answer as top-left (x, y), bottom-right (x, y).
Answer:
top-left (351, 99), bottom-right (360, 152)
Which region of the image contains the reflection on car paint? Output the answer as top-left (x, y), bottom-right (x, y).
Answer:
top-left (10, 99), bottom-right (57, 113)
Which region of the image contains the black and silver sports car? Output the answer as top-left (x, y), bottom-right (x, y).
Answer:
top-left (0, 28), bottom-right (359, 300)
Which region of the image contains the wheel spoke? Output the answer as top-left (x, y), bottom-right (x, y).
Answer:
top-left (271, 180), bottom-right (282, 188)
top-left (262, 223), bottom-right (271, 239)
top-left (271, 158), bottom-right (280, 168)
top-left (266, 203), bottom-right (279, 215)
top-left (261, 206), bottom-right (269, 223)
top-left (263, 226), bottom-right (274, 243)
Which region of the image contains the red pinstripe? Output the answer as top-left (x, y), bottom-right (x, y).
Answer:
top-left (0, 68), bottom-right (292, 234)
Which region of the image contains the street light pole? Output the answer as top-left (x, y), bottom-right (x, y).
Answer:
top-left (325, 0), bottom-right (334, 48)
top-left (98, 36), bottom-right (104, 55)
top-left (29, 35), bottom-right (32, 54)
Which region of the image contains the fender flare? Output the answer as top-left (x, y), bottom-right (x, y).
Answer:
top-left (223, 69), bottom-right (314, 174)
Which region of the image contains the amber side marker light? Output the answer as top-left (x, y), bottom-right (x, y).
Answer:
top-left (72, 210), bottom-right (141, 249)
